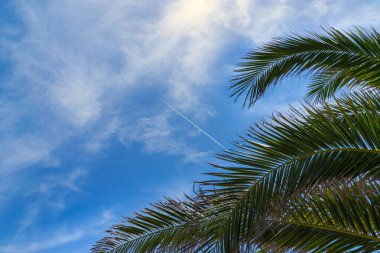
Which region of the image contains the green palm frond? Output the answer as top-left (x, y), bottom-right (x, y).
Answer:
top-left (201, 90), bottom-right (380, 251)
top-left (93, 91), bottom-right (380, 252)
top-left (92, 195), bottom-right (226, 253)
top-left (257, 179), bottom-right (380, 252)
top-left (307, 70), bottom-right (358, 101)
top-left (230, 27), bottom-right (380, 107)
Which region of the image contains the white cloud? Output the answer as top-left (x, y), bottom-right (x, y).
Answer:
top-left (2, 0), bottom-right (380, 174)
top-left (4, 167), bottom-right (89, 234)
top-left (0, 136), bottom-right (53, 174)
top-left (38, 168), bottom-right (88, 196)
top-left (119, 110), bottom-right (211, 163)
top-left (85, 117), bottom-right (121, 153)
top-left (95, 210), bottom-right (117, 227)
top-left (60, 168), bottom-right (88, 191)
top-left (0, 230), bottom-right (84, 253)
top-left (18, 204), bottom-right (40, 232)
top-left (0, 208), bottom-right (118, 253)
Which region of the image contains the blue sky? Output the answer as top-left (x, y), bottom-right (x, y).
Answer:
top-left (1, 0), bottom-right (380, 252)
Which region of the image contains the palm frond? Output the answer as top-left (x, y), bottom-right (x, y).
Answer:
top-left (93, 91), bottom-right (380, 252)
top-left (257, 179), bottom-right (380, 252)
top-left (202, 90), bottom-right (380, 251)
top-left (92, 195), bottom-right (225, 253)
top-left (93, 26), bottom-right (380, 252)
top-left (306, 70), bottom-right (358, 101)
top-left (230, 27), bottom-right (380, 107)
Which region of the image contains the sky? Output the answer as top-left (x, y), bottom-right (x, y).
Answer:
top-left (0, 0), bottom-right (380, 252)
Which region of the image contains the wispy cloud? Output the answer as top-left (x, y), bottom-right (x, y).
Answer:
top-left (0, 230), bottom-right (84, 253)
top-left (39, 168), bottom-right (88, 194)
top-left (37, 168), bottom-right (89, 205)
top-left (118, 110), bottom-right (211, 163)
top-left (4, 168), bottom-right (88, 235)
top-left (0, 167), bottom-right (97, 253)
top-left (18, 204), bottom-right (40, 232)
top-left (0, 207), bottom-right (119, 253)
top-left (0, 136), bottom-right (53, 174)
top-left (2, 0), bottom-right (380, 174)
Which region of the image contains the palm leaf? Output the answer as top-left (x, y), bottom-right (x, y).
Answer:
top-left (257, 179), bottom-right (380, 252)
top-left (92, 195), bottom-right (226, 253)
top-left (201, 90), bottom-right (380, 251)
top-left (230, 27), bottom-right (380, 107)
top-left (93, 91), bottom-right (380, 252)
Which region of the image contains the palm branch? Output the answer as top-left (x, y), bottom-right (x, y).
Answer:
top-left (93, 91), bottom-right (380, 252)
top-left (252, 179), bottom-right (380, 252)
top-left (202, 90), bottom-right (380, 252)
top-left (230, 27), bottom-right (380, 107)
top-left (92, 194), bottom-right (226, 253)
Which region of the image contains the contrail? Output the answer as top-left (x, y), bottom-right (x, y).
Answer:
top-left (160, 99), bottom-right (226, 149)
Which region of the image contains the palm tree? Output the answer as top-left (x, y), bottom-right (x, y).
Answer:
top-left (92, 28), bottom-right (380, 252)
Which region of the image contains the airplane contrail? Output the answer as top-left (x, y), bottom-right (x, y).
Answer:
top-left (160, 99), bottom-right (226, 149)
